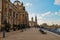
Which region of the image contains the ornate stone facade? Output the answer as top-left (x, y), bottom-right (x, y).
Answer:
top-left (0, 0), bottom-right (29, 30)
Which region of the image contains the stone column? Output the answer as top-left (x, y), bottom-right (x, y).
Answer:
top-left (11, 10), bottom-right (13, 28)
top-left (6, 1), bottom-right (9, 23)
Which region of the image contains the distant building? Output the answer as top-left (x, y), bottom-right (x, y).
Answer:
top-left (29, 16), bottom-right (38, 27)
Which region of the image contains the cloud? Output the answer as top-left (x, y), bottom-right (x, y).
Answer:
top-left (54, 0), bottom-right (60, 5)
top-left (55, 10), bottom-right (60, 15)
top-left (25, 3), bottom-right (32, 7)
top-left (41, 11), bottom-right (53, 17)
top-left (37, 12), bottom-right (52, 25)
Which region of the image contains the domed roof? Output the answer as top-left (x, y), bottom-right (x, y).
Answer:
top-left (14, 0), bottom-right (21, 5)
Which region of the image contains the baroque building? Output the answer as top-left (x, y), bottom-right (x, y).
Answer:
top-left (13, 0), bottom-right (29, 28)
top-left (0, 0), bottom-right (29, 30)
top-left (29, 16), bottom-right (37, 27)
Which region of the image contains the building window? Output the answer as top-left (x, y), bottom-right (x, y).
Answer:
top-left (23, 14), bottom-right (24, 16)
top-left (9, 9), bottom-right (12, 16)
top-left (13, 12), bottom-right (15, 17)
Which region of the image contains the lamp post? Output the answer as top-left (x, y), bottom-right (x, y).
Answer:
top-left (2, 23), bottom-right (5, 38)
top-left (2, 15), bottom-right (7, 38)
top-left (3, 22), bottom-right (5, 38)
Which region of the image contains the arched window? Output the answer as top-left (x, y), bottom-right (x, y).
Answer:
top-left (9, 9), bottom-right (12, 16)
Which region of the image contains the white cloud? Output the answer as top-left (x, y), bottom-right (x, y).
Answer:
top-left (55, 10), bottom-right (60, 15)
top-left (54, 0), bottom-right (60, 5)
top-left (41, 11), bottom-right (52, 17)
top-left (25, 3), bottom-right (32, 7)
top-left (37, 15), bottom-right (51, 25)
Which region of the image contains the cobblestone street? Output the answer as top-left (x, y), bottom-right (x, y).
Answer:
top-left (0, 28), bottom-right (60, 40)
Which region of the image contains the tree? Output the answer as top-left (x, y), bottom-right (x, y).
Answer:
top-left (41, 23), bottom-right (48, 28)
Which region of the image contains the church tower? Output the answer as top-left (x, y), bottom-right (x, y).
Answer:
top-left (31, 17), bottom-right (33, 22)
top-left (35, 16), bottom-right (37, 27)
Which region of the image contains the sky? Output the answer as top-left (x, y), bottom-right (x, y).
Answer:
top-left (10, 0), bottom-right (60, 25)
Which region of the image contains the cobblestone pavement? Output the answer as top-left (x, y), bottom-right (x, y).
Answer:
top-left (0, 28), bottom-right (60, 40)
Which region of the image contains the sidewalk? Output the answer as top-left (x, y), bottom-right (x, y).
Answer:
top-left (0, 28), bottom-right (60, 40)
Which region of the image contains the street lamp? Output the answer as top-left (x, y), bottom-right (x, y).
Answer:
top-left (2, 15), bottom-right (7, 38)
top-left (2, 23), bottom-right (5, 38)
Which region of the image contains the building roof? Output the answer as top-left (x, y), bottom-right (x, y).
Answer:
top-left (14, 0), bottom-right (22, 5)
